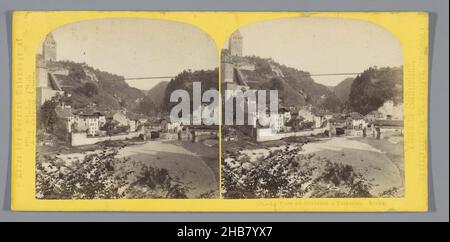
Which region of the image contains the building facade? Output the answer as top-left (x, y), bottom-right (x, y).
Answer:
top-left (43, 33), bottom-right (57, 63)
top-left (36, 32), bottom-right (65, 108)
top-left (228, 30), bottom-right (243, 57)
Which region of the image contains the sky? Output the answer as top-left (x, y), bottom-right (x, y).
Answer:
top-left (38, 17), bottom-right (403, 90)
top-left (226, 17), bottom-right (403, 86)
top-left (39, 18), bottom-right (218, 90)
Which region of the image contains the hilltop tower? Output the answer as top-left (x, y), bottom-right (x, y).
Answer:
top-left (36, 32), bottom-right (64, 108)
top-left (228, 30), bottom-right (243, 57)
top-left (43, 33), bottom-right (57, 62)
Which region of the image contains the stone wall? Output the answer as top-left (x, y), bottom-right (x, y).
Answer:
top-left (221, 62), bottom-right (234, 83)
top-left (345, 129), bottom-right (364, 137)
top-left (159, 132), bottom-right (178, 140)
top-left (256, 127), bottom-right (328, 142)
top-left (36, 67), bottom-right (49, 88)
top-left (71, 131), bottom-right (142, 146)
top-left (379, 127), bottom-right (404, 139)
top-left (36, 87), bottom-right (64, 107)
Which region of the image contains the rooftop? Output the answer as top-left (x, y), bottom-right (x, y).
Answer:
top-left (74, 108), bottom-right (104, 117)
top-left (373, 120), bottom-right (404, 127)
top-left (348, 112), bottom-right (364, 120)
top-left (55, 107), bottom-right (74, 119)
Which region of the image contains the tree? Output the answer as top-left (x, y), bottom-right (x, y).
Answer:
top-left (286, 116), bottom-right (304, 131)
top-left (162, 69), bottom-right (219, 112)
top-left (68, 63), bottom-right (87, 80)
top-left (222, 147), bottom-right (310, 198)
top-left (77, 82), bottom-right (99, 97)
top-left (299, 121), bottom-right (315, 130)
top-left (36, 148), bottom-right (190, 199)
top-left (100, 120), bottom-right (118, 136)
top-left (136, 95), bottom-right (157, 116)
top-left (38, 95), bottom-right (61, 132)
top-left (347, 66), bottom-right (403, 115)
top-left (320, 94), bottom-right (343, 113)
top-left (36, 148), bottom-right (129, 199)
top-left (222, 149), bottom-right (374, 199)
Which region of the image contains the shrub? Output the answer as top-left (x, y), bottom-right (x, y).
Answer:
top-left (222, 147), bottom-right (374, 198)
top-left (222, 146), bottom-right (311, 198)
top-left (36, 148), bottom-right (189, 199)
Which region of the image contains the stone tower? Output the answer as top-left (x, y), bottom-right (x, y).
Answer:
top-left (228, 30), bottom-right (243, 57)
top-left (43, 33), bottom-right (57, 62)
top-left (221, 54), bottom-right (234, 84)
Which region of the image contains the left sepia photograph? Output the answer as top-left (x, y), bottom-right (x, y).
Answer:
top-left (35, 18), bottom-right (220, 199)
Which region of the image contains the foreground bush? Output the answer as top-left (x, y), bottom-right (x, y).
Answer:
top-left (36, 148), bottom-right (188, 199)
top-left (222, 146), bottom-right (374, 198)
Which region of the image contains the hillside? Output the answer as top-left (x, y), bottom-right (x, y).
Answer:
top-left (230, 55), bottom-right (342, 112)
top-left (163, 69), bottom-right (219, 112)
top-left (347, 66), bottom-right (403, 115)
top-left (53, 61), bottom-right (145, 110)
top-left (333, 77), bottom-right (355, 103)
top-left (145, 81), bottom-right (169, 107)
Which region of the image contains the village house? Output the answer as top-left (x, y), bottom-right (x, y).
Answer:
top-left (328, 115), bottom-right (347, 136)
top-left (154, 119), bottom-right (183, 140)
top-left (54, 106), bottom-right (75, 140)
top-left (104, 110), bottom-right (148, 133)
top-left (346, 112), bottom-right (367, 130)
top-left (164, 121), bottom-right (183, 133)
top-left (269, 113), bottom-right (285, 132)
top-left (313, 115), bottom-right (326, 129)
top-left (73, 109), bottom-right (106, 136)
top-left (138, 117), bottom-right (148, 124)
top-left (128, 119), bottom-right (138, 132)
top-left (107, 111), bottom-right (129, 127)
top-left (343, 112), bottom-right (367, 137)
top-left (365, 110), bottom-right (386, 122)
top-left (125, 113), bottom-right (145, 132)
top-left (371, 119), bottom-right (404, 139)
top-left (297, 106), bottom-right (326, 129)
top-left (324, 111), bottom-right (334, 121)
top-left (298, 107), bottom-right (315, 123)
top-left (279, 107), bottom-right (291, 123)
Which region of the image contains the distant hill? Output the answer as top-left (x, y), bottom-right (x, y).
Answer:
top-left (51, 61), bottom-right (145, 110)
top-left (134, 81), bottom-right (169, 116)
top-left (162, 69), bottom-right (219, 112)
top-left (325, 85), bottom-right (335, 92)
top-left (145, 81), bottom-right (169, 107)
top-left (347, 66), bottom-right (403, 115)
top-left (333, 77), bottom-right (355, 103)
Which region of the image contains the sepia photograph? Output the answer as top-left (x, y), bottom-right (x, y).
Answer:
top-left (2, 0), bottom-right (442, 221)
top-left (5, 8), bottom-right (436, 215)
top-left (221, 17), bottom-right (405, 199)
top-left (35, 18), bottom-right (220, 199)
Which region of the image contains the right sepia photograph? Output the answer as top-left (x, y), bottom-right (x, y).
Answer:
top-left (221, 17), bottom-right (404, 199)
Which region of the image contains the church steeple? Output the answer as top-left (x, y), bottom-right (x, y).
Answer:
top-left (43, 32), bottom-right (57, 62)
